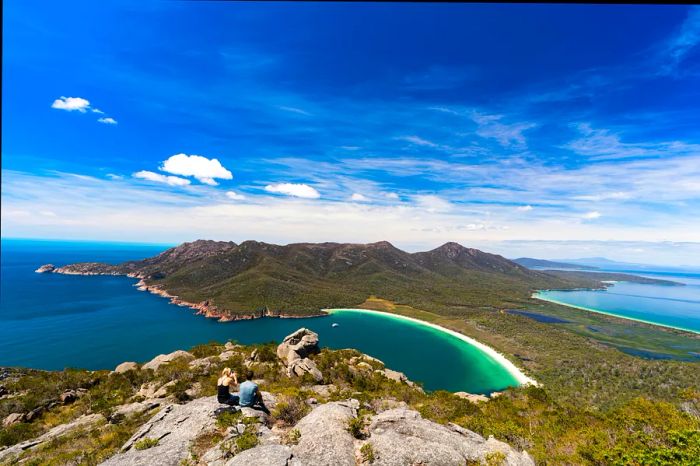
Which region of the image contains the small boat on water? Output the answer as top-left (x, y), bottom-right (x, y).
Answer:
top-left (331, 323), bottom-right (339, 328)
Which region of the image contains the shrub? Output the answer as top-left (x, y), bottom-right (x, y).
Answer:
top-left (347, 416), bottom-right (366, 439)
top-left (134, 437), bottom-right (159, 450)
top-left (216, 410), bottom-right (242, 429)
top-left (273, 395), bottom-right (310, 426)
top-left (235, 425), bottom-right (259, 452)
top-left (360, 442), bottom-right (375, 463)
top-left (283, 428), bottom-right (301, 445)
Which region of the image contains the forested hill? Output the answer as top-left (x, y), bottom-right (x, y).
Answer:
top-left (46, 240), bottom-right (603, 317)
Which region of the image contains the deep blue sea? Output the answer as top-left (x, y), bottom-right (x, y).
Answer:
top-left (536, 269), bottom-right (700, 334)
top-left (0, 239), bottom-right (518, 394)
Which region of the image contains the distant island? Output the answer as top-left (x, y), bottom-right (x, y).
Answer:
top-left (35, 240), bottom-right (615, 321)
top-left (513, 257), bottom-right (599, 270)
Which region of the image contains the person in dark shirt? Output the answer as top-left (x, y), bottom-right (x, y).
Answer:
top-left (216, 367), bottom-right (239, 405)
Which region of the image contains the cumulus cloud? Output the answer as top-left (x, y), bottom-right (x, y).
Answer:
top-left (97, 117), bottom-right (118, 125)
top-left (160, 153), bottom-right (233, 186)
top-left (517, 205), bottom-right (533, 212)
top-left (264, 183), bottom-right (320, 199)
top-left (226, 191), bottom-right (246, 201)
top-left (133, 170), bottom-right (190, 186)
top-left (582, 211), bottom-right (602, 220)
top-left (350, 193), bottom-right (369, 202)
top-left (51, 96), bottom-right (91, 112)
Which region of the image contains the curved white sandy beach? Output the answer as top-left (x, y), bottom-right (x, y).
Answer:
top-left (324, 308), bottom-right (539, 387)
top-left (533, 293), bottom-right (699, 335)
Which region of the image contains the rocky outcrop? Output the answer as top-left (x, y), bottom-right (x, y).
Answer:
top-left (34, 264), bottom-right (56, 273)
top-left (366, 408), bottom-right (534, 466)
top-left (277, 328), bottom-right (323, 382)
top-left (141, 350), bottom-right (194, 372)
top-left (291, 400), bottom-right (359, 466)
top-left (0, 414), bottom-right (105, 463)
top-left (3, 412), bottom-right (25, 427)
top-left (115, 361), bottom-right (139, 373)
top-left (277, 328), bottom-right (320, 361)
top-left (100, 397), bottom-right (220, 466)
top-left (225, 444), bottom-right (294, 466)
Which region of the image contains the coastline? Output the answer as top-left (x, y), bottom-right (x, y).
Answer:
top-left (132, 278), bottom-right (326, 322)
top-left (533, 293), bottom-right (700, 335)
top-left (324, 308), bottom-right (539, 387)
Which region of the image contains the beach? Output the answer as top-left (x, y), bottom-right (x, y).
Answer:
top-left (324, 308), bottom-right (539, 387)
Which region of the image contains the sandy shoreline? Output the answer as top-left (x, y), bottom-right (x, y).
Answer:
top-left (533, 293), bottom-right (699, 335)
top-left (324, 308), bottom-right (539, 387)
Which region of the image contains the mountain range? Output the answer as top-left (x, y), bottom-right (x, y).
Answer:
top-left (46, 240), bottom-right (604, 318)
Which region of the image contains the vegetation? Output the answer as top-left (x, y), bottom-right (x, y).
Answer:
top-left (134, 437), bottom-right (159, 450)
top-left (360, 442), bottom-right (375, 463)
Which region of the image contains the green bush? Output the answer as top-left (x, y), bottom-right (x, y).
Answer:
top-left (134, 437), bottom-right (159, 450)
top-left (360, 442), bottom-right (375, 463)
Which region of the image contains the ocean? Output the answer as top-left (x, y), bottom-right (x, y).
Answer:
top-left (0, 238), bottom-right (519, 394)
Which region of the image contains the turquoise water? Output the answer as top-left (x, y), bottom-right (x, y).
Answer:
top-left (0, 239), bottom-right (518, 394)
top-left (536, 274), bottom-right (700, 334)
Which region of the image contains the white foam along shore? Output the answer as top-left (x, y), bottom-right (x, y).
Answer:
top-left (323, 308), bottom-right (539, 387)
top-left (533, 293), bottom-right (700, 335)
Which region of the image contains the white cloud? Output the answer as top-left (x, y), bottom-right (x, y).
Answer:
top-left (264, 183), bottom-right (320, 199)
top-left (471, 112), bottom-right (536, 148)
top-left (385, 192), bottom-right (400, 200)
top-left (413, 194), bottom-right (452, 213)
top-left (582, 211), bottom-right (602, 220)
top-left (159, 153), bottom-right (233, 186)
top-left (92, 108), bottom-right (105, 114)
top-left (662, 6), bottom-right (700, 73)
top-left (573, 191), bottom-right (631, 202)
top-left (133, 170), bottom-right (191, 186)
top-left (398, 135), bottom-right (438, 147)
top-left (106, 174), bottom-right (123, 180)
top-left (226, 191), bottom-right (246, 201)
top-left (97, 117), bottom-right (118, 125)
top-left (516, 205), bottom-right (533, 212)
top-left (350, 193), bottom-right (368, 202)
top-left (278, 106), bottom-right (311, 116)
top-left (51, 96), bottom-right (91, 112)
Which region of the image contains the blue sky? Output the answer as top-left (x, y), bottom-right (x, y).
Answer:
top-left (3, 1), bottom-right (700, 265)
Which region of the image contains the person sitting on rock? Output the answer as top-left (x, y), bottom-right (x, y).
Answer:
top-left (238, 370), bottom-right (270, 414)
top-left (217, 367), bottom-right (239, 405)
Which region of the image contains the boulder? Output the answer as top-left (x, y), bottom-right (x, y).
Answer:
top-left (277, 328), bottom-right (320, 364)
top-left (288, 358), bottom-right (323, 382)
top-left (152, 380), bottom-right (178, 398)
top-left (367, 408), bottom-right (534, 466)
top-left (59, 390), bottom-right (77, 404)
top-left (108, 401), bottom-right (162, 422)
top-left (225, 444), bottom-right (294, 466)
top-left (218, 350), bottom-right (237, 361)
top-left (3, 412), bottom-right (25, 427)
top-left (100, 396), bottom-right (220, 466)
top-left (141, 350), bottom-right (194, 372)
top-left (224, 341), bottom-right (237, 350)
top-left (114, 361), bottom-right (139, 374)
top-left (291, 401), bottom-right (358, 466)
top-left (25, 406), bottom-right (45, 422)
top-left (377, 368), bottom-right (408, 383)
